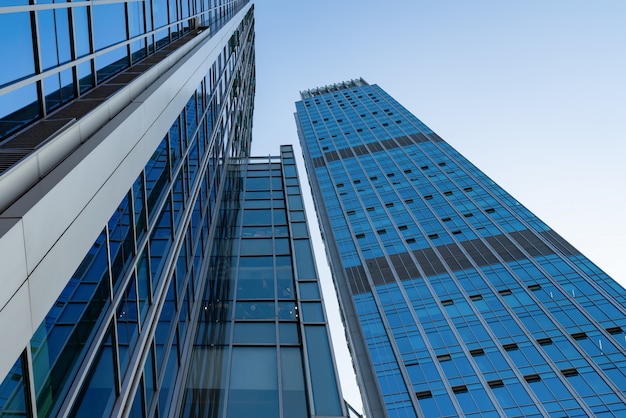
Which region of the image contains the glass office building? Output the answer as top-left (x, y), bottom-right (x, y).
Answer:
top-left (296, 79), bottom-right (626, 418)
top-left (180, 146), bottom-right (346, 418)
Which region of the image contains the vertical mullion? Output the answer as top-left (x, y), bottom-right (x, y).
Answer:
top-left (30, 7), bottom-right (45, 118)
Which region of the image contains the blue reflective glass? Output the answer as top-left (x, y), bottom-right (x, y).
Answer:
top-left (152, 0), bottom-right (169, 29)
top-left (68, 326), bottom-right (116, 418)
top-left (0, 354), bottom-right (28, 416)
top-left (299, 282), bottom-right (321, 299)
top-left (237, 256), bottom-right (274, 299)
top-left (128, 377), bottom-right (145, 418)
top-left (278, 302), bottom-right (297, 320)
top-left (0, 13), bottom-right (34, 86)
top-left (73, 6), bottom-right (91, 57)
top-left (235, 302), bottom-right (275, 320)
top-left (77, 61), bottom-right (93, 93)
top-left (0, 83), bottom-right (40, 139)
top-left (149, 199), bottom-right (173, 284)
top-left (281, 347), bottom-right (307, 418)
top-left (31, 229), bottom-right (110, 418)
top-left (133, 174), bottom-right (147, 242)
top-left (276, 256), bottom-right (294, 299)
top-left (304, 326), bottom-right (342, 415)
top-left (128, 1), bottom-right (146, 38)
top-left (136, 248), bottom-right (151, 322)
top-left (239, 238), bottom-right (273, 255)
top-left (233, 322), bottom-right (276, 344)
top-left (38, 8), bottom-right (71, 70)
top-left (117, 276), bottom-right (139, 376)
top-left (43, 69), bottom-right (74, 112)
top-left (302, 302), bottom-right (325, 323)
top-left (227, 347), bottom-right (279, 418)
top-left (96, 47), bottom-right (128, 82)
top-left (92, 3), bottom-right (127, 51)
top-left (279, 323), bottom-right (300, 344)
top-left (108, 193), bottom-right (134, 290)
top-left (294, 240), bottom-right (316, 279)
top-left (144, 347), bottom-right (156, 408)
top-left (158, 333), bottom-right (179, 415)
top-left (145, 138), bottom-right (169, 221)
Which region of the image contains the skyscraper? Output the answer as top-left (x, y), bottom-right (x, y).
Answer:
top-left (296, 79), bottom-right (626, 417)
top-left (0, 2), bottom-right (345, 418)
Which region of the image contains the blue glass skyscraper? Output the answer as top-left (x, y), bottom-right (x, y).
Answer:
top-left (296, 79), bottom-right (626, 417)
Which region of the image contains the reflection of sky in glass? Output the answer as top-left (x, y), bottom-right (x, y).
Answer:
top-left (0, 13), bottom-right (34, 87)
top-left (93, 3), bottom-right (127, 51)
top-left (73, 6), bottom-right (91, 57)
top-left (38, 9), bottom-right (71, 70)
top-left (153, 0), bottom-right (168, 29)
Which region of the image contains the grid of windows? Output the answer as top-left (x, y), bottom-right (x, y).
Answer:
top-left (0, 0), bottom-right (249, 142)
top-left (297, 81), bottom-right (626, 417)
top-left (0, 7), bottom-right (255, 416)
top-left (181, 147), bottom-right (345, 418)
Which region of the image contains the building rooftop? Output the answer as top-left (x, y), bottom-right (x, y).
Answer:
top-left (300, 78), bottom-right (368, 99)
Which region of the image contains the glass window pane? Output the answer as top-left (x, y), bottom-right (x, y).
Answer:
top-left (301, 302), bottom-right (325, 323)
top-left (77, 60), bottom-right (94, 93)
top-left (276, 256), bottom-right (294, 300)
top-left (117, 276), bottom-right (139, 377)
top-left (233, 322), bottom-right (275, 344)
top-left (237, 256), bottom-right (274, 299)
top-left (304, 326), bottom-right (342, 416)
top-left (128, 1), bottom-right (146, 38)
top-left (278, 302), bottom-right (297, 320)
top-left (0, 354), bottom-right (28, 416)
top-left (235, 302), bottom-right (275, 320)
top-left (279, 323), bottom-right (300, 345)
top-left (280, 347), bottom-right (307, 418)
top-left (0, 13), bottom-right (34, 86)
top-left (299, 282), bottom-right (320, 300)
top-left (239, 239), bottom-right (273, 256)
top-left (73, 6), bottom-right (91, 57)
top-left (31, 229), bottom-right (111, 418)
top-left (38, 8), bottom-right (71, 70)
top-left (108, 193), bottom-right (134, 291)
top-left (243, 209), bottom-right (272, 225)
top-left (96, 47), bottom-right (128, 83)
top-left (291, 223), bottom-right (308, 238)
top-left (294, 240), bottom-right (316, 280)
top-left (69, 326), bottom-right (116, 417)
top-left (152, 0), bottom-right (168, 29)
top-left (92, 3), bottom-right (127, 51)
top-left (227, 347), bottom-right (278, 418)
top-left (0, 83), bottom-right (40, 139)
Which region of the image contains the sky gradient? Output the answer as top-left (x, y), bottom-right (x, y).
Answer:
top-left (251, 1), bottom-right (626, 411)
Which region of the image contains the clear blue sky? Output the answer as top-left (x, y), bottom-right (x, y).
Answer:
top-left (251, 1), bottom-right (626, 411)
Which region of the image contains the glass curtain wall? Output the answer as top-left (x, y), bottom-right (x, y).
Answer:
top-left (0, 0), bottom-right (249, 141)
top-left (0, 6), bottom-right (255, 417)
top-left (181, 146), bottom-right (346, 418)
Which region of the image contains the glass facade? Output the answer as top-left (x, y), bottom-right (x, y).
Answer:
top-left (0, 2), bottom-right (256, 416)
top-left (0, 0), bottom-right (249, 145)
top-left (296, 79), bottom-right (626, 418)
top-left (180, 147), bottom-right (345, 417)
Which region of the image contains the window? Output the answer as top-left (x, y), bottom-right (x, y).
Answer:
top-left (561, 368), bottom-right (579, 377)
top-left (452, 385), bottom-right (468, 394)
top-left (488, 379), bottom-right (504, 388)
